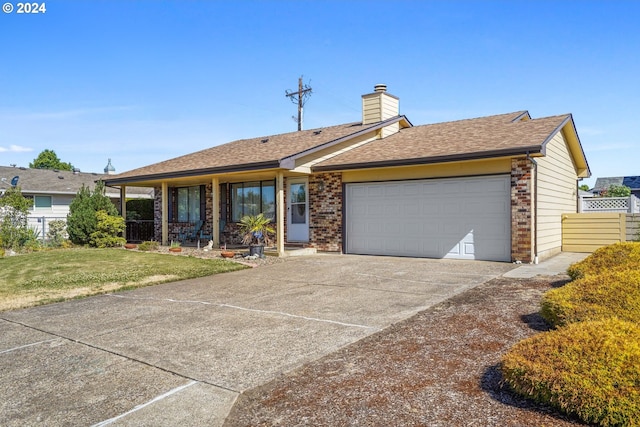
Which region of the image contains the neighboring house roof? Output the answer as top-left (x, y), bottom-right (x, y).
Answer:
top-left (0, 166), bottom-right (153, 199)
top-left (623, 176), bottom-right (640, 190)
top-left (593, 176), bottom-right (640, 191)
top-left (314, 112), bottom-right (585, 172)
top-left (104, 109), bottom-right (590, 186)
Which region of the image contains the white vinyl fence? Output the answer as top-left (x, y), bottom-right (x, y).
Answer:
top-left (579, 195), bottom-right (640, 213)
top-left (27, 215), bottom-right (67, 243)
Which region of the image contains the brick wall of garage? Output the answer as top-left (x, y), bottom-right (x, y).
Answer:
top-left (308, 172), bottom-right (343, 252)
top-left (511, 158), bottom-right (534, 263)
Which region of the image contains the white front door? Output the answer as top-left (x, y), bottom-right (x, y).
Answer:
top-left (287, 178), bottom-right (309, 242)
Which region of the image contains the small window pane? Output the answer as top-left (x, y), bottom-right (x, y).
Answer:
top-left (188, 186), bottom-right (200, 222)
top-left (177, 188), bottom-right (188, 222)
top-left (231, 183), bottom-right (243, 222)
top-left (245, 181), bottom-right (260, 217)
top-left (34, 196), bottom-right (52, 208)
top-left (261, 181), bottom-right (275, 220)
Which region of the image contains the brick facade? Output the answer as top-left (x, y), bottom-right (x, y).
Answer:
top-left (153, 183), bottom-right (214, 244)
top-left (308, 172), bottom-right (343, 252)
top-left (510, 158), bottom-right (534, 263)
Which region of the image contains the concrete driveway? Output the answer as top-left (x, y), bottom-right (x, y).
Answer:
top-left (0, 254), bottom-right (515, 426)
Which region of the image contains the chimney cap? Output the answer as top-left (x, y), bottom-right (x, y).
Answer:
top-left (374, 84), bottom-right (387, 93)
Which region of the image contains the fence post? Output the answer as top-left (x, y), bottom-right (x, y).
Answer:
top-left (41, 216), bottom-right (46, 244)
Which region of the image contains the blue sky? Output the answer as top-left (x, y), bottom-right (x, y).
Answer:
top-left (1, 1), bottom-right (639, 187)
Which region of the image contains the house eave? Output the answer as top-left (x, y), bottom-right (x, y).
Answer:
top-left (103, 160), bottom-right (281, 186)
top-left (312, 146), bottom-right (543, 172)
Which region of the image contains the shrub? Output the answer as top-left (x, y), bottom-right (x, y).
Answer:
top-left (541, 269), bottom-right (640, 328)
top-left (67, 181), bottom-right (119, 245)
top-left (47, 219), bottom-right (68, 247)
top-left (0, 186), bottom-right (31, 250)
top-left (89, 210), bottom-right (126, 248)
top-left (138, 240), bottom-right (159, 251)
top-left (501, 318), bottom-right (640, 427)
top-left (567, 242), bottom-right (640, 280)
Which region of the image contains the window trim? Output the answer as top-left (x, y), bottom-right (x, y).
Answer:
top-left (230, 180), bottom-right (275, 222)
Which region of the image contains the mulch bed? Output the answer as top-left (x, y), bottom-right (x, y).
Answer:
top-left (224, 275), bottom-right (587, 426)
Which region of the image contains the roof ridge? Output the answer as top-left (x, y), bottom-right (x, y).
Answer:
top-left (411, 111), bottom-right (528, 128)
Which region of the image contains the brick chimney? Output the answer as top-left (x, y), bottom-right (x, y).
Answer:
top-left (362, 84), bottom-right (399, 125)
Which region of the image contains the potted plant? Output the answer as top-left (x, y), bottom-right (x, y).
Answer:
top-left (238, 213), bottom-right (275, 258)
top-left (169, 240), bottom-right (182, 253)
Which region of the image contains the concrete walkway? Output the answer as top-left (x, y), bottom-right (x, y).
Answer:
top-left (0, 255), bottom-right (515, 427)
top-left (503, 252), bottom-right (589, 278)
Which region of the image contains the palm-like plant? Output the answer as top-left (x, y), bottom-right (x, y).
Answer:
top-left (238, 213), bottom-right (275, 246)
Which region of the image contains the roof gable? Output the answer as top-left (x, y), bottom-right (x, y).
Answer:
top-left (313, 111), bottom-right (587, 173)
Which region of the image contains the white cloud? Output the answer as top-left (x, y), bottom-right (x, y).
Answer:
top-left (0, 145), bottom-right (33, 153)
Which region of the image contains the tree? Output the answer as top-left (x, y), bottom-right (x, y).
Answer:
top-left (600, 184), bottom-right (631, 198)
top-left (0, 186), bottom-right (32, 249)
top-left (67, 181), bottom-right (119, 246)
top-left (29, 149), bottom-right (73, 171)
top-left (578, 184), bottom-right (590, 192)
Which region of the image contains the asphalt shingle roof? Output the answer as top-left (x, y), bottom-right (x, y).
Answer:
top-left (104, 110), bottom-right (581, 183)
top-left (0, 166), bottom-right (153, 197)
top-left (108, 121), bottom-right (379, 182)
top-left (314, 112), bottom-right (571, 170)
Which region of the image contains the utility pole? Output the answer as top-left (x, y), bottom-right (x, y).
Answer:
top-left (285, 76), bottom-right (312, 131)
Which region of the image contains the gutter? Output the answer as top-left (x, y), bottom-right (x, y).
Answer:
top-left (526, 152), bottom-right (539, 265)
top-left (103, 160), bottom-right (281, 186)
top-left (313, 145), bottom-right (543, 172)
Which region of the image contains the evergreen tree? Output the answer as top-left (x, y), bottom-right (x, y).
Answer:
top-left (67, 181), bottom-right (119, 245)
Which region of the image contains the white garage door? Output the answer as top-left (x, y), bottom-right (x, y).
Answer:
top-left (345, 176), bottom-right (511, 261)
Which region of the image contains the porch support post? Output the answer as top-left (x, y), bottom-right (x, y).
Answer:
top-left (277, 171), bottom-right (285, 256)
top-left (119, 185), bottom-right (127, 219)
top-left (161, 181), bottom-right (168, 246)
top-left (212, 177), bottom-right (220, 247)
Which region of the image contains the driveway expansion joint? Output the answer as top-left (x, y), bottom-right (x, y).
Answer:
top-left (0, 315), bottom-right (241, 394)
top-left (105, 294), bottom-right (380, 330)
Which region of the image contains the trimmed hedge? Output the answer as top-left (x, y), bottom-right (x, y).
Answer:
top-left (567, 242), bottom-right (640, 280)
top-left (501, 318), bottom-right (640, 427)
top-left (541, 269), bottom-right (640, 328)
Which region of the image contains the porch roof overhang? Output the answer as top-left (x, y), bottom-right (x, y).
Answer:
top-left (103, 160), bottom-right (282, 186)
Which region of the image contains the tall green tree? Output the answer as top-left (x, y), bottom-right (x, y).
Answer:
top-left (29, 149), bottom-right (74, 171)
top-left (0, 186), bottom-right (32, 249)
top-left (67, 181), bottom-right (119, 245)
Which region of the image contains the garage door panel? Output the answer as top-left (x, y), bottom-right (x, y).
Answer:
top-left (346, 176), bottom-right (511, 261)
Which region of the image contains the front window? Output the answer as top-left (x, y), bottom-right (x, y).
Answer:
top-left (177, 186), bottom-right (200, 222)
top-left (231, 180), bottom-right (275, 222)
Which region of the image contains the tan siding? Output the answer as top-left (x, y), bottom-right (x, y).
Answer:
top-left (535, 132), bottom-right (579, 258)
top-left (562, 213), bottom-right (626, 252)
top-left (381, 96), bottom-right (399, 120)
top-left (362, 96), bottom-right (381, 124)
top-left (342, 158), bottom-right (511, 183)
top-left (381, 121), bottom-right (400, 138)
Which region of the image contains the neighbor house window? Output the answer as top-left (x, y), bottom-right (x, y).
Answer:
top-left (230, 180), bottom-right (275, 222)
top-left (34, 196), bottom-right (52, 208)
top-left (170, 185), bottom-right (204, 223)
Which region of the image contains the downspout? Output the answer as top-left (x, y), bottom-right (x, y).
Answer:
top-left (526, 152), bottom-right (539, 264)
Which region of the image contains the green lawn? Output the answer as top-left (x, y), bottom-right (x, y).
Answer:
top-left (0, 248), bottom-right (248, 311)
